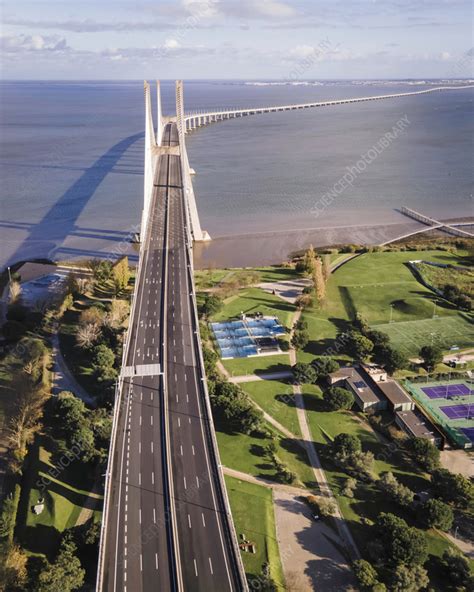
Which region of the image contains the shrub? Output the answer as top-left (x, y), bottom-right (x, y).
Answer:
top-left (323, 386), bottom-right (354, 410)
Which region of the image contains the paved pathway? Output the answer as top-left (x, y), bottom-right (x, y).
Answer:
top-left (289, 310), bottom-right (360, 563)
top-left (51, 329), bottom-right (95, 406)
top-left (222, 466), bottom-right (309, 496)
top-left (248, 398), bottom-right (302, 444)
top-left (229, 370), bottom-right (293, 384)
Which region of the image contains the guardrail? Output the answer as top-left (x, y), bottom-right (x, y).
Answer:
top-left (179, 132), bottom-right (248, 590)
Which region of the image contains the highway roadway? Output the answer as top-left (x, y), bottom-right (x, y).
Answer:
top-left (100, 123), bottom-right (244, 591)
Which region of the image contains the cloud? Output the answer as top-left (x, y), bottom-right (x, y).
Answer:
top-left (2, 17), bottom-right (184, 33)
top-left (0, 33), bottom-right (69, 53)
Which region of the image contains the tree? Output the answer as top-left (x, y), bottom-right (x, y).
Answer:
top-left (112, 256), bottom-right (130, 292)
top-left (367, 328), bottom-right (390, 348)
top-left (298, 245), bottom-right (317, 275)
top-left (439, 549), bottom-right (472, 588)
top-left (333, 433), bottom-right (362, 457)
top-left (431, 468), bottom-right (474, 508)
top-left (109, 299), bottom-right (130, 325)
top-left (419, 344), bottom-right (443, 371)
top-left (0, 543), bottom-right (28, 590)
top-left (311, 356), bottom-right (339, 380)
top-left (200, 294), bottom-right (223, 318)
top-left (8, 280), bottom-right (22, 304)
top-left (37, 536), bottom-right (85, 592)
top-left (352, 559), bottom-right (379, 590)
top-left (407, 437), bottom-right (440, 471)
top-left (346, 330), bottom-right (374, 361)
top-left (342, 477), bottom-right (357, 498)
top-left (323, 386), bottom-right (354, 410)
top-left (322, 254), bottom-right (331, 282)
top-left (291, 329), bottom-right (309, 350)
top-left (79, 306), bottom-right (105, 327)
top-left (92, 344), bottom-right (116, 381)
top-left (312, 257), bottom-right (326, 306)
top-left (374, 513), bottom-right (428, 567)
top-left (388, 564), bottom-right (429, 592)
top-left (420, 498), bottom-right (453, 531)
top-left (373, 345), bottom-right (407, 374)
top-left (292, 362), bottom-right (317, 385)
top-left (76, 323), bottom-right (100, 349)
top-left (378, 472), bottom-right (414, 508)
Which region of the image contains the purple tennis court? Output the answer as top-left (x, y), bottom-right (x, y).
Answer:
top-left (421, 383), bottom-right (470, 399)
top-left (441, 404), bottom-right (474, 420)
top-left (461, 427), bottom-right (474, 443)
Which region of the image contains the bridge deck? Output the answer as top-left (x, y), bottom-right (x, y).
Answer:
top-left (101, 123), bottom-right (243, 591)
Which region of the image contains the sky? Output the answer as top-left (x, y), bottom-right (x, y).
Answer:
top-left (1, 0), bottom-right (473, 80)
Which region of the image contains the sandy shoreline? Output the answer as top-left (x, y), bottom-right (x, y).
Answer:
top-left (193, 218), bottom-right (473, 269)
top-left (193, 220), bottom-right (418, 268)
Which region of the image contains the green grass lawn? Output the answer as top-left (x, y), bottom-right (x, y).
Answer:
top-left (195, 265), bottom-right (299, 292)
top-left (302, 384), bottom-right (468, 589)
top-left (299, 249), bottom-right (473, 359)
top-left (225, 476), bottom-right (285, 590)
top-left (17, 440), bottom-right (102, 558)
top-left (212, 286), bottom-right (296, 328)
top-left (216, 422), bottom-right (315, 489)
top-left (242, 380), bottom-right (301, 437)
top-left (222, 354), bottom-right (291, 377)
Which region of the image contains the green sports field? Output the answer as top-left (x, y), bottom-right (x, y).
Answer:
top-left (300, 249), bottom-right (473, 359)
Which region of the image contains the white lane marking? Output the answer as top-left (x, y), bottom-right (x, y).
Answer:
top-left (150, 415), bottom-right (153, 426)
top-left (183, 477), bottom-right (187, 490)
top-left (139, 509), bottom-right (142, 524)
top-left (152, 471), bottom-right (155, 485)
top-left (140, 554), bottom-right (143, 572)
top-left (139, 442), bottom-right (141, 454)
top-left (155, 553), bottom-right (159, 570)
top-left (196, 476), bottom-right (199, 488)
top-left (139, 415), bottom-right (142, 426)
top-left (192, 445), bottom-right (195, 456)
top-left (176, 394), bottom-right (179, 403)
top-left (151, 441), bottom-right (154, 453)
top-left (202, 513), bottom-right (206, 527)
top-left (178, 417), bottom-right (181, 427)
top-left (194, 559), bottom-right (198, 577)
top-left (180, 445), bottom-right (183, 456)
top-left (139, 473), bottom-right (141, 486)
top-left (188, 514), bottom-right (192, 528)
top-left (186, 394), bottom-right (189, 403)
top-left (209, 557), bottom-right (214, 575)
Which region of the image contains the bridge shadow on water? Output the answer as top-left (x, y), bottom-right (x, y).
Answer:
top-left (5, 132), bottom-right (144, 267)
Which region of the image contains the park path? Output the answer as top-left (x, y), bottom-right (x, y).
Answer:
top-left (289, 309), bottom-right (360, 563)
top-left (51, 328), bottom-right (96, 406)
top-left (229, 370), bottom-right (293, 383)
top-left (222, 466), bottom-right (309, 496)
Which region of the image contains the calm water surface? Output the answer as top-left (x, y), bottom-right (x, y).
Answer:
top-left (0, 80), bottom-right (472, 269)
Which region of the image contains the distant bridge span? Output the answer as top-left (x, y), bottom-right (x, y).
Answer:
top-left (183, 85), bottom-right (474, 132)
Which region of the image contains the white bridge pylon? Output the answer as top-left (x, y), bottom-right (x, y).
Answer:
top-left (141, 80), bottom-right (209, 244)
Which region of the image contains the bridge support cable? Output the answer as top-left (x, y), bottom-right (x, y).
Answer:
top-left (175, 80), bottom-right (210, 242)
top-left (156, 80), bottom-right (163, 146)
top-left (141, 81), bottom-right (157, 244)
